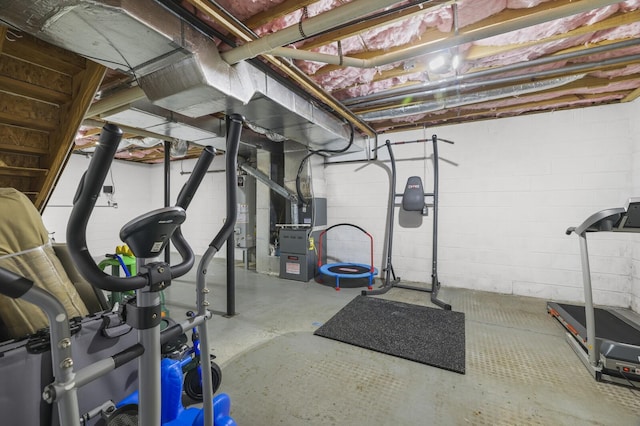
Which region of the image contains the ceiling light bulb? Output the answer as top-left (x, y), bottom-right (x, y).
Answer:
top-left (428, 55), bottom-right (448, 73)
top-left (451, 54), bottom-right (461, 70)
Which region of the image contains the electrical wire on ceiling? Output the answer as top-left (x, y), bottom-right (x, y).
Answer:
top-left (295, 121), bottom-right (355, 206)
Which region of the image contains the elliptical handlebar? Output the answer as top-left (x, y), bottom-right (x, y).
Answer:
top-left (209, 114), bottom-right (243, 250)
top-left (171, 145), bottom-right (216, 277)
top-left (67, 124), bottom-right (216, 292)
top-left (67, 123), bottom-right (148, 292)
top-left (175, 146), bottom-right (215, 210)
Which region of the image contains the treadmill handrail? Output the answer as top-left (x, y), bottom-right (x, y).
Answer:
top-left (572, 207), bottom-right (625, 235)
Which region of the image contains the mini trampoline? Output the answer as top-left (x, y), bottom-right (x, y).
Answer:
top-left (317, 223), bottom-right (378, 291)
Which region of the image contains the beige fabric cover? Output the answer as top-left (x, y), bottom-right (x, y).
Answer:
top-left (0, 188), bottom-right (89, 339)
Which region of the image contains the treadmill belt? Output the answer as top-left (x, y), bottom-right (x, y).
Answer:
top-left (557, 303), bottom-right (640, 346)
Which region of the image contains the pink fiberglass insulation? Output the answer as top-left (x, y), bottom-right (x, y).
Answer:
top-left (506, 0), bottom-right (549, 8)
top-left (299, 0), bottom-right (625, 96)
top-left (188, 0), bottom-right (640, 125)
top-left (313, 66), bottom-right (394, 92)
top-left (574, 44), bottom-right (640, 64)
top-left (294, 14), bottom-right (437, 75)
top-left (591, 63), bottom-right (640, 78)
top-left (303, 0), bottom-right (508, 89)
top-left (591, 21), bottom-right (640, 43)
top-left (475, 4), bottom-right (621, 46)
top-left (433, 0), bottom-right (508, 33)
top-left (620, 0), bottom-right (640, 12)
top-left (346, 12), bottom-right (640, 100)
top-left (294, 11), bottom-right (446, 75)
top-left (282, 1), bottom-right (505, 71)
top-left (466, 34), bottom-right (594, 70)
top-left (74, 137), bottom-right (97, 147)
top-left (74, 127), bottom-right (93, 145)
top-left (214, 0), bottom-right (290, 22)
top-left (343, 0), bottom-right (506, 49)
top-left (114, 148), bottom-right (162, 160)
top-left (335, 71), bottom-right (426, 99)
top-left (255, 0), bottom-right (356, 36)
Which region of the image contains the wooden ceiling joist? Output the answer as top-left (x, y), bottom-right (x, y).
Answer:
top-left (623, 85), bottom-right (640, 102)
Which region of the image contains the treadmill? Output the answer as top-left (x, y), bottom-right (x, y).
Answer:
top-left (547, 198), bottom-right (640, 387)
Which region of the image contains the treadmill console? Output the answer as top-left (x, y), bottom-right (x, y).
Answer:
top-left (620, 198), bottom-right (640, 230)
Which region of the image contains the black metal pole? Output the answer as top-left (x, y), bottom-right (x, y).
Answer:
top-left (164, 140), bottom-right (171, 265)
top-left (226, 232), bottom-right (235, 316)
top-left (224, 116), bottom-right (242, 317)
top-left (362, 140), bottom-right (396, 296)
top-left (363, 135), bottom-right (452, 309)
top-left (430, 135), bottom-right (451, 310)
top-left (386, 140), bottom-right (396, 287)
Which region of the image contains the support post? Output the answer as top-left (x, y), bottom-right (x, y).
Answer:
top-left (226, 231), bottom-right (235, 317)
top-left (164, 140), bottom-right (171, 265)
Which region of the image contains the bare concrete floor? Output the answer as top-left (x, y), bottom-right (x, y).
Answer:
top-left (165, 259), bottom-right (640, 425)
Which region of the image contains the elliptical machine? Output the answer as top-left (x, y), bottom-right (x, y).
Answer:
top-left (0, 115), bottom-right (244, 425)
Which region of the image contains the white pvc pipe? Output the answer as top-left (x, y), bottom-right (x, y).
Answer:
top-left (271, 47), bottom-right (367, 68)
top-left (221, 0), bottom-right (403, 64)
top-left (85, 86), bottom-right (146, 118)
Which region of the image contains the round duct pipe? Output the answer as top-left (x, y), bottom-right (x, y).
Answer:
top-left (170, 140), bottom-right (189, 158)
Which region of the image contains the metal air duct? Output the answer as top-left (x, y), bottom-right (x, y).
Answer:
top-left (239, 162), bottom-right (299, 225)
top-left (360, 75), bottom-right (585, 121)
top-left (0, 0), bottom-right (364, 153)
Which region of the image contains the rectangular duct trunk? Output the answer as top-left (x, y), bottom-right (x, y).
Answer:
top-left (1, 0), bottom-right (365, 153)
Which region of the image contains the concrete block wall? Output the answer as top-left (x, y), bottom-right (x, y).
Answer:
top-left (41, 100), bottom-right (640, 309)
top-left (326, 102), bottom-right (637, 308)
top-left (42, 154), bottom-right (156, 256)
top-left (42, 153), bottom-right (231, 259)
top-left (149, 155), bottom-right (230, 256)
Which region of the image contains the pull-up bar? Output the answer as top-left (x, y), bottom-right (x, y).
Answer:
top-left (371, 136), bottom-right (455, 151)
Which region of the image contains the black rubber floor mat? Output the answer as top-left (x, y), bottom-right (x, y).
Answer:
top-left (314, 296), bottom-right (465, 374)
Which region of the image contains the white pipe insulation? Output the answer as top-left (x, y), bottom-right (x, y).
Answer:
top-left (221, 0), bottom-right (405, 64)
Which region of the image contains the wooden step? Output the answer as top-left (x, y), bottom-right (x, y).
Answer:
top-left (0, 165), bottom-right (48, 177)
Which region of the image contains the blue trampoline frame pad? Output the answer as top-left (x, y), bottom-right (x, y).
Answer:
top-left (319, 262), bottom-right (378, 291)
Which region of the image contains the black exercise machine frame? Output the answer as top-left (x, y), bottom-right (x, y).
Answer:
top-left (362, 135), bottom-right (453, 311)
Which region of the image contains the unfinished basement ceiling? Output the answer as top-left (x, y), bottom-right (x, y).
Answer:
top-left (192, 0), bottom-right (640, 131)
top-left (2, 0), bottom-right (640, 164)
